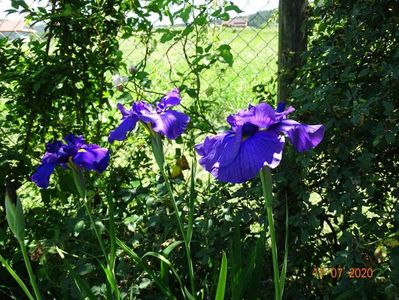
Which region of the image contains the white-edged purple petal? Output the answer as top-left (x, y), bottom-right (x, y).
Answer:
top-left (275, 105), bottom-right (295, 122)
top-left (133, 101), bottom-right (156, 115)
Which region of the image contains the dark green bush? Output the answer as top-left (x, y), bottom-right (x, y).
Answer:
top-left (275, 0), bottom-right (399, 298)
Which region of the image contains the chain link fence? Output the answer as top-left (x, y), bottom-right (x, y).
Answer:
top-left (1, 0), bottom-right (278, 110)
top-left (119, 0), bottom-right (278, 111)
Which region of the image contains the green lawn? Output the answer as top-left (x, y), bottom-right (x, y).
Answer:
top-left (119, 25), bottom-right (278, 119)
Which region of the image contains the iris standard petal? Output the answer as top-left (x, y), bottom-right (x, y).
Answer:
top-left (64, 134), bottom-right (85, 146)
top-left (227, 103), bottom-right (276, 130)
top-left (45, 140), bottom-right (63, 153)
top-left (272, 119), bottom-right (325, 152)
top-left (31, 162), bottom-right (57, 188)
top-left (133, 101), bottom-right (156, 115)
top-left (275, 106), bottom-right (295, 122)
top-left (214, 131), bottom-right (285, 183)
top-left (143, 110), bottom-right (190, 140)
top-left (157, 88), bottom-right (181, 111)
top-left (109, 117), bottom-right (139, 143)
top-left (276, 102), bottom-right (286, 113)
top-left (73, 145), bottom-right (110, 173)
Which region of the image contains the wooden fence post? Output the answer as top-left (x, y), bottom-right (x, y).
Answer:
top-left (276, 0), bottom-right (308, 260)
top-left (277, 0), bottom-right (307, 103)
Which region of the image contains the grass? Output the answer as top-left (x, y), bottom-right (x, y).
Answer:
top-left (119, 25), bottom-right (278, 120)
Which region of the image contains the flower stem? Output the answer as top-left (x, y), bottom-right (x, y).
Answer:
top-left (150, 134), bottom-right (196, 298)
top-left (83, 197), bottom-right (121, 299)
top-left (71, 166), bottom-right (120, 299)
top-left (107, 190), bottom-right (121, 300)
top-left (18, 240), bottom-right (42, 300)
top-left (259, 166), bottom-right (280, 300)
top-left (83, 198), bottom-right (109, 265)
top-left (162, 171), bottom-right (196, 297)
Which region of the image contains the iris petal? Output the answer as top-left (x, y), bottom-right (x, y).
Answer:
top-left (271, 119), bottom-right (324, 152)
top-left (157, 88), bottom-right (181, 111)
top-left (227, 103), bottom-right (276, 131)
top-left (142, 110), bottom-right (190, 140)
top-left (109, 117), bottom-right (139, 143)
top-left (31, 162), bottom-right (57, 188)
top-left (195, 130), bottom-right (241, 174)
top-left (117, 103), bottom-right (132, 117)
top-left (73, 145), bottom-right (110, 173)
top-left (196, 130), bottom-right (285, 183)
top-left (133, 101), bottom-right (156, 115)
top-left (64, 134), bottom-right (85, 146)
top-left (215, 131), bottom-right (285, 183)
top-left (45, 140), bottom-right (63, 153)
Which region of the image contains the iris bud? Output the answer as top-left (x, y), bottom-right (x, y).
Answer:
top-left (5, 183), bottom-right (25, 241)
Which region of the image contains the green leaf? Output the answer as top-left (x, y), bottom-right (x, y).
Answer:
top-left (224, 5), bottom-right (243, 13)
top-left (73, 220), bottom-right (86, 237)
top-left (143, 251), bottom-right (186, 299)
top-left (0, 254), bottom-right (34, 300)
top-left (279, 203), bottom-right (289, 298)
top-left (230, 223), bottom-right (243, 300)
top-left (218, 44), bottom-right (234, 66)
top-left (160, 240), bottom-right (184, 285)
top-left (358, 68), bottom-right (369, 77)
top-left (116, 239), bottom-right (175, 299)
top-left (65, 262), bottom-right (96, 300)
top-left (219, 12), bottom-right (230, 21)
top-left (180, 5), bottom-right (191, 23)
top-left (215, 251), bottom-right (228, 300)
top-left (160, 31), bottom-right (176, 43)
top-left (186, 157), bottom-right (196, 243)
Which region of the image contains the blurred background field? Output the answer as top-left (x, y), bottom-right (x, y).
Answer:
top-left (120, 25), bottom-right (278, 115)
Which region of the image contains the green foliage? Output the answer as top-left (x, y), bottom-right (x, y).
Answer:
top-left (1, 0), bottom-right (397, 299)
top-left (0, 0), bottom-right (124, 201)
top-left (5, 188), bottom-right (25, 241)
top-left (1, 0), bottom-right (272, 299)
top-left (273, 0), bottom-right (399, 298)
top-left (214, 251), bottom-right (227, 300)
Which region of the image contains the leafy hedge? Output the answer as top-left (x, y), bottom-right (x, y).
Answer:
top-left (274, 0), bottom-right (399, 298)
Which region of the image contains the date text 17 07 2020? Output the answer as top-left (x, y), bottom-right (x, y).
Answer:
top-left (312, 267), bottom-right (374, 279)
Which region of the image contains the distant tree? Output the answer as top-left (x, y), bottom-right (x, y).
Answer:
top-left (247, 9), bottom-right (276, 28)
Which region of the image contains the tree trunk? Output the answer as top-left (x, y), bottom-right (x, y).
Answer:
top-left (276, 0), bottom-right (308, 260)
top-left (277, 0), bottom-right (307, 103)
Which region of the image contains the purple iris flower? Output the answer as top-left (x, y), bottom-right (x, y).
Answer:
top-left (195, 102), bottom-right (324, 183)
top-left (108, 88), bottom-right (190, 143)
top-left (31, 134), bottom-right (110, 188)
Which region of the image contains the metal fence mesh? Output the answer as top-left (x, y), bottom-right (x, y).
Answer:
top-left (1, 0), bottom-right (278, 110)
top-left (118, 0), bottom-right (278, 110)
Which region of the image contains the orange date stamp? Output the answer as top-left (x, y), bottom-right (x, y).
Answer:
top-left (312, 266), bottom-right (374, 279)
